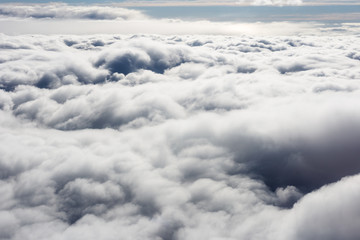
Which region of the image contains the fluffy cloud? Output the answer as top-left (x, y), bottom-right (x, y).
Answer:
top-left (1, 33), bottom-right (360, 240)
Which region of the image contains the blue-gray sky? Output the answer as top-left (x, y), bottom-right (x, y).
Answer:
top-left (0, 1), bottom-right (359, 35)
top-left (0, 0), bottom-right (359, 5)
top-left (0, 1), bottom-right (360, 23)
top-left (133, 5), bottom-right (360, 22)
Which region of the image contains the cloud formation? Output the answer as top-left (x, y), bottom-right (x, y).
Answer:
top-left (1, 33), bottom-right (360, 240)
top-left (0, 3), bottom-right (147, 20)
top-left (250, 0), bottom-right (303, 6)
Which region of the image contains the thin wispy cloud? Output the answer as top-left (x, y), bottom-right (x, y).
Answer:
top-left (0, 3), bottom-right (147, 20)
top-left (0, 0), bottom-right (359, 6)
top-left (245, 0), bottom-right (303, 6)
top-left (0, 3), bottom-right (359, 35)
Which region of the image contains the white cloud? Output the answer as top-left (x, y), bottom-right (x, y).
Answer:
top-left (239, 0), bottom-right (303, 6)
top-left (1, 26), bottom-right (360, 240)
top-left (0, 3), bottom-right (147, 20)
top-left (278, 174), bottom-right (360, 240)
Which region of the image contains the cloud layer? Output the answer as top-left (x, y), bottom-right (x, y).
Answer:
top-left (0, 3), bottom-right (147, 20)
top-left (1, 3), bottom-right (360, 36)
top-left (1, 33), bottom-right (360, 240)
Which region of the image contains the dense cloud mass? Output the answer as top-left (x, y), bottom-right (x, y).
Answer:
top-left (1, 33), bottom-right (360, 240)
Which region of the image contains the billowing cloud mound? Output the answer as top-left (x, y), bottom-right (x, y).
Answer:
top-left (1, 33), bottom-right (360, 240)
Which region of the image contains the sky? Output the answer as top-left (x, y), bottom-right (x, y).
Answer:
top-left (0, 0), bottom-right (359, 25)
top-left (1, 1), bottom-right (360, 240)
top-left (0, 1), bottom-right (359, 35)
top-left (0, 0), bottom-right (360, 5)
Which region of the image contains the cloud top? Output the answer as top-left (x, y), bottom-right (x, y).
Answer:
top-left (1, 33), bottom-right (360, 240)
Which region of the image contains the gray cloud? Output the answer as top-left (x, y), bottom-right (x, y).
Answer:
top-left (0, 33), bottom-right (360, 240)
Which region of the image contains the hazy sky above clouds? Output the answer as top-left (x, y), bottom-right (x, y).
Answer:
top-left (0, 0), bottom-right (359, 5)
top-left (0, 0), bottom-right (359, 25)
top-left (0, 1), bottom-right (360, 36)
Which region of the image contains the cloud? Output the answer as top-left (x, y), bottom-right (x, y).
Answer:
top-left (0, 3), bottom-right (147, 20)
top-left (2, 3), bottom-right (359, 36)
top-left (1, 32), bottom-right (360, 240)
top-left (251, 0), bottom-right (303, 6)
top-left (278, 174), bottom-right (360, 240)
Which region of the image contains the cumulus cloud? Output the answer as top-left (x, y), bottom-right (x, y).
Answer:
top-left (1, 32), bottom-right (360, 240)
